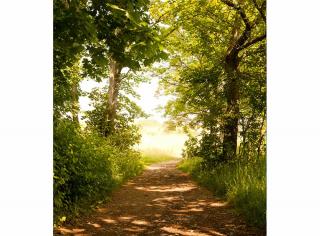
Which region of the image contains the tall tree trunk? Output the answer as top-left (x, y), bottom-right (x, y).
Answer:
top-left (104, 57), bottom-right (122, 136)
top-left (221, 17), bottom-right (241, 161)
top-left (222, 54), bottom-right (240, 161)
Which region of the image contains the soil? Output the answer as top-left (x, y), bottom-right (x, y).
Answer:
top-left (55, 160), bottom-right (265, 236)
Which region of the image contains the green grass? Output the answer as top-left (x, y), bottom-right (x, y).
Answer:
top-left (140, 148), bottom-right (177, 166)
top-left (178, 156), bottom-right (266, 228)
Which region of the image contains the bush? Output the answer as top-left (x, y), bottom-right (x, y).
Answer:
top-left (178, 156), bottom-right (266, 228)
top-left (108, 145), bottom-right (144, 183)
top-left (53, 119), bottom-right (143, 224)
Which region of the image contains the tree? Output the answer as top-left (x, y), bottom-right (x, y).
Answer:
top-left (54, 0), bottom-right (97, 121)
top-left (151, 0), bottom-right (266, 163)
top-left (220, 0), bottom-right (266, 161)
top-left (85, 71), bottom-right (148, 142)
top-left (53, 0), bottom-right (153, 222)
top-left (88, 0), bottom-right (167, 136)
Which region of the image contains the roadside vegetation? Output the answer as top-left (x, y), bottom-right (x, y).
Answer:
top-left (179, 156), bottom-right (266, 227)
top-left (152, 0), bottom-right (266, 229)
top-left (54, 120), bottom-right (144, 224)
top-left (53, 0), bottom-right (166, 225)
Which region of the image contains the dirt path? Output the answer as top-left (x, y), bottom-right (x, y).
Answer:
top-left (56, 160), bottom-right (264, 236)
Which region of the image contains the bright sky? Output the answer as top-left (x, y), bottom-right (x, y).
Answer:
top-left (79, 70), bottom-right (172, 123)
top-left (133, 76), bottom-right (172, 122)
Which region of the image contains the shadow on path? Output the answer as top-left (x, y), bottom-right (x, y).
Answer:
top-left (56, 160), bottom-right (264, 236)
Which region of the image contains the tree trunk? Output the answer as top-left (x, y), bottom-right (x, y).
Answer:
top-left (220, 0), bottom-right (266, 161)
top-left (104, 57), bottom-right (122, 136)
top-left (71, 81), bottom-right (79, 124)
top-left (221, 19), bottom-right (241, 161)
top-left (257, 111), bottom-right (266, 158)
top-left (222, 57), bottom-right (240, 161)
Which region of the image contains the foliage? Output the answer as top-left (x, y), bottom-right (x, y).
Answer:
top-left (178, 156), bottom-right (266, 228)
top-left (53, 119), bottom-right (143, 223)
top-left (151, 0), bottom-right (266, 164)
top-left (88, 0), bottom-right (167, 70)
top-left (53, 0), bottom-right (267, 228)
top-left (54, 0), bottom-right (97, 119)
top-left (53, 0), bottom-right (164, 224)
top-left (84, 72), bottom-right (148, 138)
top-left (54, 119), bottom-right (113, 221)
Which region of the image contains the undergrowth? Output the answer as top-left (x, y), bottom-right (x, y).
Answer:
top-left (178, 156), bottom-right (266, 228)
top-left (53, 120), bottom-right (144, 225)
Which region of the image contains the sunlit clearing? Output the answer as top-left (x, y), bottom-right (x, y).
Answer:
top-left (135, 119), bottom-right (188, 158)
top-left (79, 75), bottom-right (189, 159)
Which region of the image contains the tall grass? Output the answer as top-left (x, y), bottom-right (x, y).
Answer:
top-left (178, 156), bottom-right (266, 228)
top-left (140, 148), bottom-right (177, 166)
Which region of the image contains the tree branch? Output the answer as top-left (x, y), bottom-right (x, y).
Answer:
top-left (221, 0), bottom-right (253, 59)
top-left (252, 0), bottom-right (266, 22)
top-left (238, 33), bottom-right (266, 52)
top-left (152, 2), bottom-right (180, 23)
top-left (119, 68), bottom-right (132, 81)
top-left (221, 0), bottom-right (251, 31)
top-left (162, 26), bottom-right (178, 38)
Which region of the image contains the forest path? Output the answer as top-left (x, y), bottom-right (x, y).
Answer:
top-left (56, 160), bottom-right (264, 236)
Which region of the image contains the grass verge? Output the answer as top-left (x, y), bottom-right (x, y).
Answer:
top-left (178, 156), bottom-right (266, 228)
top-left (140, 148), bottom-right (177, 166)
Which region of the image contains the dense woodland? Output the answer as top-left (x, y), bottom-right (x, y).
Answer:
top-left (54, 0), bottom-right (266, 228)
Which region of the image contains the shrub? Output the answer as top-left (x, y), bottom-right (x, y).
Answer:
top-left (53, 119), bottom-right (143, 224)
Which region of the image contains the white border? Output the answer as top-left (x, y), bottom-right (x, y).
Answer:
top-left (0, 0), bottom-right (320, 235)
top-left (0, 1), bottom-right (53, 235)
top-left (268, 0), bottom-right (320, 235)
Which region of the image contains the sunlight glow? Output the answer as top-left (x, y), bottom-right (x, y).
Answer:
top-left (161, 226), bottom-right (223, 236)
top-left (118, 216), bottom-right (134, 221)
top-left (135, 185), bottom-right (196, 192)
top-left (131, 220), bottom-right (150, 226)
top-left (102, 218), bottom-right (117, 224)
top-left (79, 73), bottom-right (188, 157)
top-left (136, 119), bottom-right (188, 157)
top-left (87, 223), bottom-right (101, 228)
